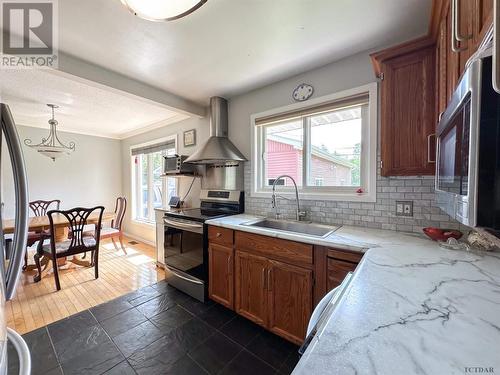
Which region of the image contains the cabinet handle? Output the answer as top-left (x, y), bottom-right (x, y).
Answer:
top-left (227, 256), bottom-right (231, 275)
top-left (454, 0), bottom-right (472, 42)
top-left (427, 133), bottom-right (436, 163)
top-left (216, 232), bottom-right (222, 238)
top-left (451, 0), bottom-right (467, 52)
top-left (261, 268), bottom-right (266, 290)
top-left (267, 268), bottom-right (272, 291)
top-left (494, 0), bottom-right (500, 93)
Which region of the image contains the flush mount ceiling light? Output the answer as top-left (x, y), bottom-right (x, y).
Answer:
top-left (24, 104), bottom-right (75, 162)
top-left (120, 0), bottom-right (208, 21)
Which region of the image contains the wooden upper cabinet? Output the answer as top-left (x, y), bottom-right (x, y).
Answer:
top-left (267, 260), bottom-right (313, 345)
top-left (372, 40), bottom-right (437, 176)
top-left (234, 250), bottom-right (268, 327)
top-left (208, 243), bottom-right (234, 309)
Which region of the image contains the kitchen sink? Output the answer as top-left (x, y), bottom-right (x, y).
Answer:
top-left (243, 219), bottom-right (339, 238)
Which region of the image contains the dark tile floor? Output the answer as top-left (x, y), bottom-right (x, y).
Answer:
top-left (8, 281), bottom-right (300, 375)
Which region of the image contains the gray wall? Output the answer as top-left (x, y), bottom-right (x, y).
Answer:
top-left (120, 116), bottom-right (209, 243)
top-left (1, 125), bottom-right (122, 218)
top-left (227, 50), bottom-right (467, 234)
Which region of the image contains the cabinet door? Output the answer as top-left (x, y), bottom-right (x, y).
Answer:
top-left (380, 46), bottom-right (437, 176)
top-left (234, 251), bottom-right (268, 327)
top-left (267, 260), bottom-right (313, 345)
top-left (208, 243), bottom-right (234, 309)
top-left (327, 258), bottom-right (357, 291)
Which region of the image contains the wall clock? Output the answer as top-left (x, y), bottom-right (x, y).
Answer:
top-left (292, 83), bottom-right (314, 101)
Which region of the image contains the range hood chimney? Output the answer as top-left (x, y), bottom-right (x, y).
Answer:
top-left (185, 96), bottom-right (247, 165)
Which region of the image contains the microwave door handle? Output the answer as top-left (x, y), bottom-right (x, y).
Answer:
top-left (454, 0), bottom-right (472, 42)
top-left (451, 0), bottom-right (467, 52)
top-left (1, 104), bottom-right (29, 300)
top-left (494, 0), bottom-right (500, 93)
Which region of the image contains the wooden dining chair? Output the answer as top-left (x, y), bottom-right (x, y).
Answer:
top-left (23, 199), bottom-right (61, 270)
top-left (84, 197), bottom-right (127, 255)
top-left (35, 206), bottom-right (104, 291)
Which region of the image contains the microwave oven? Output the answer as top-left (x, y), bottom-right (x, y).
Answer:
top-left (436, 55), bottom-right (500, 231)
top-left (163, 155), bottom-right (196, 175)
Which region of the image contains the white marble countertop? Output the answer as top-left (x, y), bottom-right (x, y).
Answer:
top-left (205, 214), bottom-right (429, 253)
top-left (206, 214), bottom-right (500, 374)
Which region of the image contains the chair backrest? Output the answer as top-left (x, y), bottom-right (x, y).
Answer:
top-left (29, 200), bottom-right (60, 216)
top-left (47, 206), bottom-right (104, 254)
top-left (111, 197), bottom-right (127, 230)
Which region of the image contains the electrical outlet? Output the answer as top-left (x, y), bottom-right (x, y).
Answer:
top-left (396, 201), bottom-right (413, 217)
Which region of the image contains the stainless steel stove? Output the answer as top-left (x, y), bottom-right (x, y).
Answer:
top-left (159, 189), bottom-right (243, 302)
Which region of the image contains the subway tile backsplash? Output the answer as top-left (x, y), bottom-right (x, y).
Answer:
top-left (243, 164), bottom-right (470, 234)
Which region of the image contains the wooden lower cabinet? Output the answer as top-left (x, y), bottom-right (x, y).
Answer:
top-left (234, 250), bottom-right (313, 345)
top-left (234, 250), bottom-right (268, 326)
top-left (209, 228), bottom-right (361, 345)
top-left (208, 243), bottom-right (234, 309)
top-left (267, 260), bottom-right (313, 344)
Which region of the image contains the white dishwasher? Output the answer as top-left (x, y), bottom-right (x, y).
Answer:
top-left (298, 272), bottom-right (354, 355)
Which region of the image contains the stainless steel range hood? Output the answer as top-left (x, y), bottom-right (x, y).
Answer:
top-left (185, 96), bottom-right (247, 165)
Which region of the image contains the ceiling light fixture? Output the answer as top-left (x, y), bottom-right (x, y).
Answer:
top-left (120, 0), bottom-right (207, 21)
top-left (24, 104), bottom-right (75, 162)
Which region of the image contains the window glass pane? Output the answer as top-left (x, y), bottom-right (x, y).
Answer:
top-left (309, 106), bottom-right (362, 187)
top-left (133, 154), bottom-right (149, 220)
top-left (264, 120), bottom-right (303, 187)
top-left (151, 151), bottom-right (163, 210)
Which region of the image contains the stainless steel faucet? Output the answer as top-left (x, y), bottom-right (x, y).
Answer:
top-left (271, 175), bottom-right (307, 221)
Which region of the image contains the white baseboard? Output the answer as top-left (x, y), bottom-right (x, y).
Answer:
top-left (122, 231), bottom-right (156, 247)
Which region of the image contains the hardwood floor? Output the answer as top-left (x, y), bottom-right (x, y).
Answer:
top-left (6, 236), bottom-right (165, 335)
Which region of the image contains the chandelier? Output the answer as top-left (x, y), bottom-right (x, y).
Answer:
top-left (24, 104), bottom-right (75, 161)
top-left (120, 0), bottom-right (207, 21)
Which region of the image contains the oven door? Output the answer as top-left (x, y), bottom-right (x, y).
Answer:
top-left (163, 217), bottom-right (207, 301)
top-left (436, 57), bottom-right (481, 227)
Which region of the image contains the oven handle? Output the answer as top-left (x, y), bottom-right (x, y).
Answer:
top-left (165, 266), bottom-right (204, 285)
top-left (163, 218), bottom-right (203, 230)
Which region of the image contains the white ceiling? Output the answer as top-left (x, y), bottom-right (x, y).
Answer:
top-left (0, 69), bottom-right (190, 139)
top-left (1, 0), bottom-right (432, 139)
top-left (59, 0), bottom-right (432, 105)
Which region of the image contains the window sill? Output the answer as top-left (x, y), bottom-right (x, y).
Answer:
top-left (132, 219), bottom-right (156, 227)
top-left (250, 190), bottom-right (376, 203)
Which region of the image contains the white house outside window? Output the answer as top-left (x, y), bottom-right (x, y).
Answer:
top-left (252, 83), bottom-right (377, 202)
top-left (131, 137), bottom-right (177, 223)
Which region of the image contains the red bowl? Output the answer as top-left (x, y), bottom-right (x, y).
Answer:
top-left (423, 227), bottom-right (463, 241)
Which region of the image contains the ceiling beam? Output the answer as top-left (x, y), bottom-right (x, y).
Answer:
top-left (56, 53), bottom-right (206, 118)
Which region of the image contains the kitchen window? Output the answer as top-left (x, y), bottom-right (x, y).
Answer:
top-left (252, 84), bottom-right (377, 201)
top-left (131, 137), bottom-right (177, 223)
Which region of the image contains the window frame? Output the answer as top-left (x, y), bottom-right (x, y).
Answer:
top-left (251, 83), bottom-right (377, 202)
top-left (130, 135), bottom-right (178, 224)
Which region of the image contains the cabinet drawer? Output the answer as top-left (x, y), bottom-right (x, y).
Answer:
top-left (327, 248), bottom-right (363, 263)
top-left (327, 258), bottom-right (357, 291)
top-left (235, 231), bottom-right (313, 267)
top-left (208, 226), bottom-right (234, 247)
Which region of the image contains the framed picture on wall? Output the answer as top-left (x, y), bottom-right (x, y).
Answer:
top-left (183, 129), bottom-right (196, 147)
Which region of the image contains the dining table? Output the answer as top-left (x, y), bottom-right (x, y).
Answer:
top-left (3, 211), bottom-right (116, 282)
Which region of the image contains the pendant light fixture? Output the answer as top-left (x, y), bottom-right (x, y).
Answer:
top-left (120, 0), bottom-right (207, 21)
top-left (24, 104), bottom-right (75, 161)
